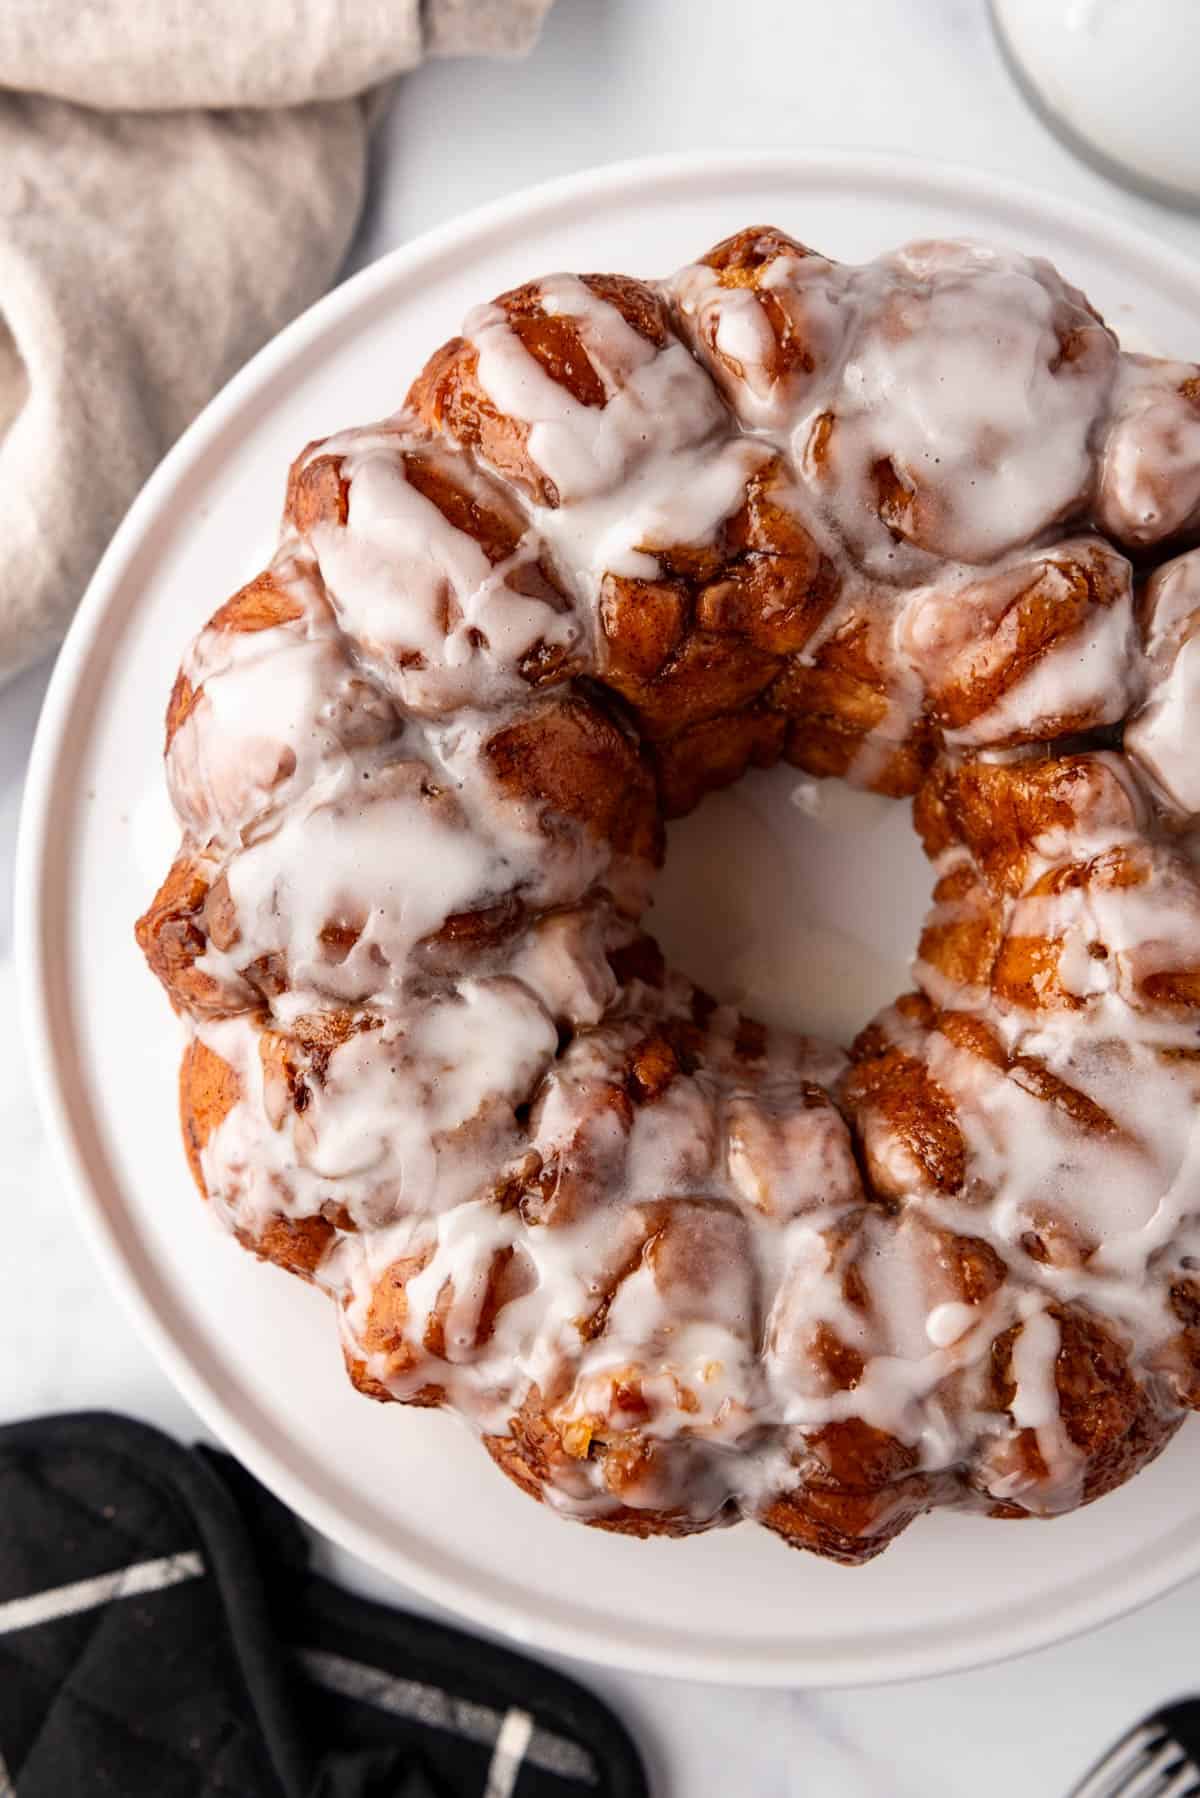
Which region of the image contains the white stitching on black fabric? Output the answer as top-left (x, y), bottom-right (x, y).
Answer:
top-left (0, 1553), bottom-right (204, 1637)
top-left (296, 1647), bottom-right (596, 1784)
top-left (483, 1707), bottom-right (533, 1798)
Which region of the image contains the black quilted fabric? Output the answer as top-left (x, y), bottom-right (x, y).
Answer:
top-left (0, 1414), bottom-right (649, 1798)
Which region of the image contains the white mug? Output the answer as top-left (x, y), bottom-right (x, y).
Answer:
top-left (991, 0), bottom-right (1200, 206)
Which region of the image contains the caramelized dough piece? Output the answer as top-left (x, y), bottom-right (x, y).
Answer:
top-left (916, 861), bottom-right (1005, 994)
top-left (905, 538), bottom-right (1139, 746)
top-left (164, 562), bottom-right (316, 759)
top-left (771, 609), bottom-right (936, 796)
top-left (797, 239), bottom-right (1116, 567)
top-left (137, 853), bottom-right (248, 1015)
top-left (234, 1213), bottom-right (335, 1282)
top-left (178, 1037), bottom-right (240, 1193)
top-left (595, 456), bottom-right (839, 811)
top-left (1096, 355), bottom-right (1200, 548)
top-left (916, 754), bottom-right (1140, 895)
top-left (653, 708), bottom-right (785, 818)
top-left (842, 1023), bottom-right (967, 1199)
top-left (670, 227), bottom-right (851, 429)
top-left (760, 1422), bottom-right (930, 1565)
top-left (604, 625), bottom-right (780, 744)
top-left (979, 1309), bottom-right (1179, 1513)
top-left (484, 693), bottom-right (663, 867)
top-left (179, 1036), bottom-right (336, 1280)
top-left (408, 273), bottom-right (674, 507)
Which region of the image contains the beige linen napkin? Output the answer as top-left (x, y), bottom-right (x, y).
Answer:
top-left (0, 0), bottom-right (554, 680)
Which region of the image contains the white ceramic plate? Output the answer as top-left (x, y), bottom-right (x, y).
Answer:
top-left (18, 152), bottom-right (1200, 1688)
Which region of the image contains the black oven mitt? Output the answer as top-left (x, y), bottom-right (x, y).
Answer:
top-left (0, 1412), bottom-right (649, 1798)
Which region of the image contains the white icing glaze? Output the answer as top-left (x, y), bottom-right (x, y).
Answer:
top-left (1127, 550), bottom-right (1200, 818)
top-left (540, 435), bottom-right (770, 596)
top-left (671, 239), bottom-right (854, 430)
top-left (1097, 355), bottom-right (1200, 547)
top-left (791, 240), bottom-right (1117, 569)
top-left (899, 537), bottom-right (1143, 749)
top-left (468, 274), bottom-right (725, 505)
top-left (141, 227), bottom-right (1200, 1550)
top-left (926, 1302), bottom-right (976, 1348)
top-left (1008, 1309), bottom-right (1060, 1434)
top-left (166, 551), bottom-right (396, 846)
top-left (302, 428), bottom-right (586, 716)
top-left (1129, 634), bottom-right (1200, 816)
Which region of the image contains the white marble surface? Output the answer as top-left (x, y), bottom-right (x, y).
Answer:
top-left (6, 3), bottom-right (1200, 1792)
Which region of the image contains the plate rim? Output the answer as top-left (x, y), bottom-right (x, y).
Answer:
top-left (17, 147), bottom-right (1200, 1687)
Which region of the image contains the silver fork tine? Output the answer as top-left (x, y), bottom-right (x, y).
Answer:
top-left (1070, 1724), bottom-right (1172, 1798)
top-left (1159, 1769), bottom-right (1200, 1798)
top-left (1118, 1742), bottom-right (1193, 1798)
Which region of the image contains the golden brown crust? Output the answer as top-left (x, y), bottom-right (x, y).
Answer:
top-left (921, 756), bottom-right (1139, 895)
top-left (407, 274), bottom-right (671, 509)
top-left (921, 544), bottom-right (1128, 736)
top-left (285, 445), bottom-right (349, 534)
top-left (653, 708), bottom-right (786, 817)
top-left (178, 1037), bottom-right (240, 1194)
top-left (179, 1036), bottom-right (337, 1280)
top-left (842, 1024), bottom-right (967, 1198)
top-left (137, 854), bottom-right (226, 1014)
top-left (690, 227), bottom-right (829, 391)
top-left (209, 567), bottom-right (307, 638)
top-left (978, 1309), bottom-right (1181, 1513)
top-left (233, 1214), bottom-right (335, 1281)
top-left (771, 611), bottom-right (937, 797)
top-left (483, 693), bottom-right (663, 868)
top-left (594, 456), bottom-right (840, 804)
top-left (759, 1422), bottom-right (931, 1565)
top-left (917, 863), bottom-right (1005, 991)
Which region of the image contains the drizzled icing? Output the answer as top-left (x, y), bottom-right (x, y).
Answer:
top-left (1126, 549), bottom-right (1200, 815)
top-left (799, 242), bottom-right (1116, 570)
top-left (1096, 356), bottom-right (1200, 547)
top-left (138, 226), bottom-right (1200, 1562)
top-left (467, 274), bottom-right (727, 505)
top-left (302, 425), bottom-right (586, 716)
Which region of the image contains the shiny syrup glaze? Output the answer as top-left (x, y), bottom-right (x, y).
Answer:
top-left (138, 228), bottom-right (1200, 1562)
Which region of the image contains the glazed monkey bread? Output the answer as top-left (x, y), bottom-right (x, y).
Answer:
top-left (137, 227), bottom-right (1200, 1565)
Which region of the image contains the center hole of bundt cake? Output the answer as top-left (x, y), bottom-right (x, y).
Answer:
top-left (649, 760), bottom-right (932, 1046)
